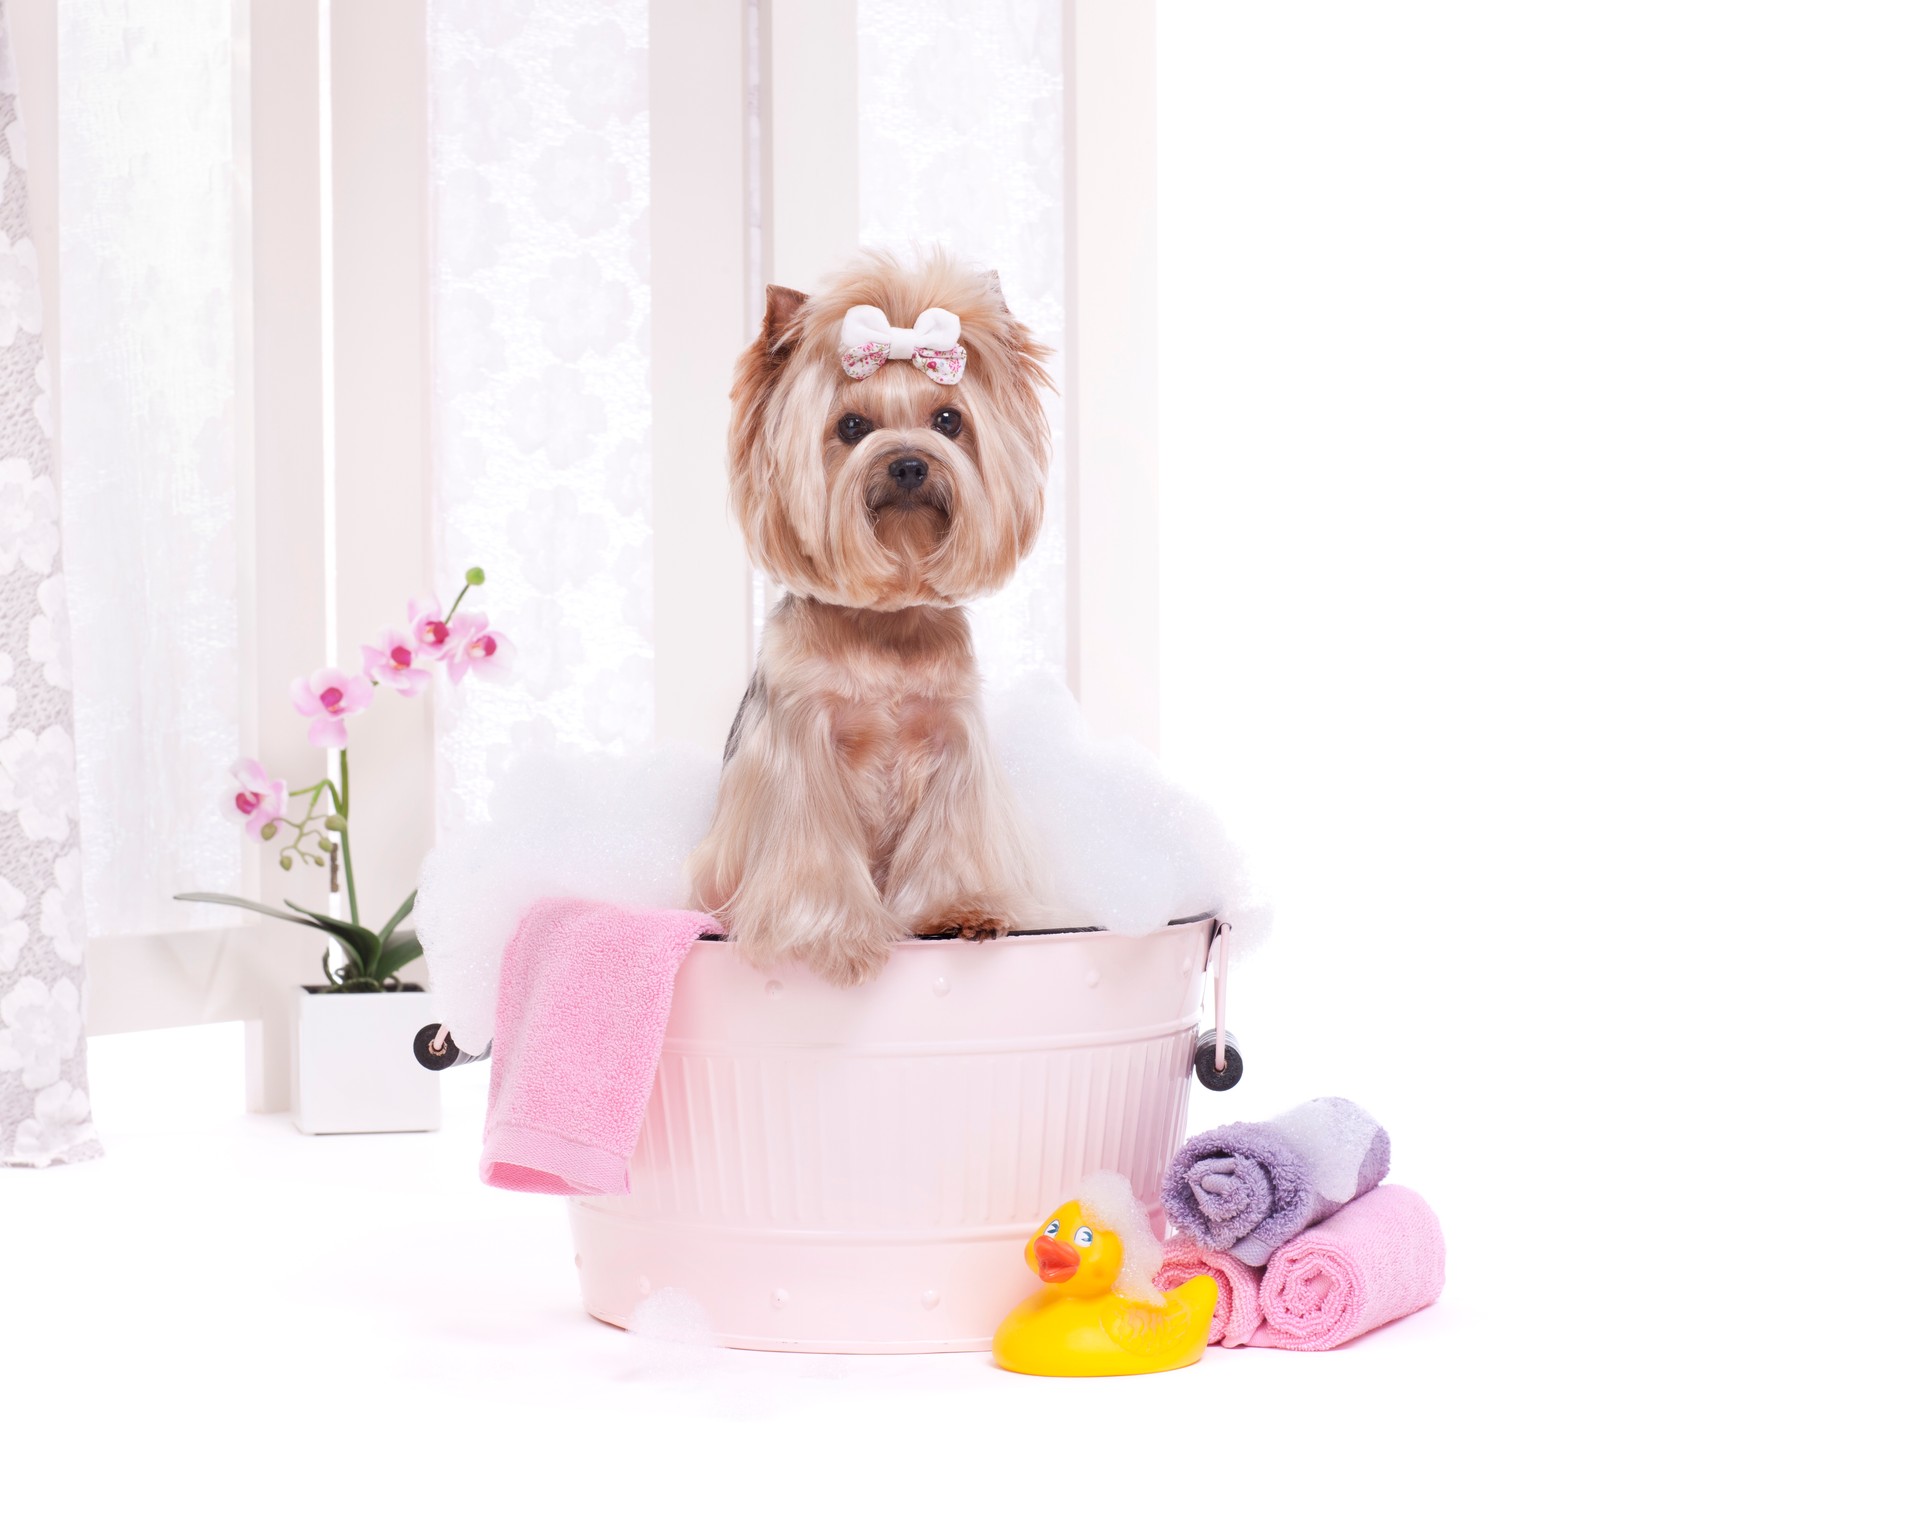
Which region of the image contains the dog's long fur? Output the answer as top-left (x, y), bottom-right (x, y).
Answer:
top-left (687, 252), bottom-right (1051, 985)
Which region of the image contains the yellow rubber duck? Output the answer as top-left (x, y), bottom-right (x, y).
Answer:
top-left (992, 1171), bottom-right (1218, 1377)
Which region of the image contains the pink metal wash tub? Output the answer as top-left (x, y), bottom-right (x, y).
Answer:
top-left (568, 915), bottom-right (1227, 1352)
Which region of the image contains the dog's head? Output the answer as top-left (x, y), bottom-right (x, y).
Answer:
top-left (728, 250), bottom-right (1053, 610)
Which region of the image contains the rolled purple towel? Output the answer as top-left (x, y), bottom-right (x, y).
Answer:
top-left (1161, 1097), bottom-right (1391, 1265)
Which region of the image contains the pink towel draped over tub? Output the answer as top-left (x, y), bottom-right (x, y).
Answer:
top-left (482, 899), bottom-right (719, 1196)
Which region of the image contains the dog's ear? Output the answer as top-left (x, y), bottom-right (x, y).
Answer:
top-left (982, 269), bottom-right (1009, 313)
top-left (761, 284), bottom-right (809, 359)
top-left (735, 284), bottom-right (809, 419)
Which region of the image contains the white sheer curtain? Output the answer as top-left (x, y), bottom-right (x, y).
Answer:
top-left (428, 0), bottom-right (654, 831)
top-left (857, 0), bottom-right (1068, 683)
top-left (56, 0), bottom-right (245, 935)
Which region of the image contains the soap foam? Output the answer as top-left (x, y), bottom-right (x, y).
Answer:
top-left (623, 1288), bottom-right (720, 1382)
top-left (414, 743), bottom-right (719, 1053)
top-left (988, 674), bottom-right (1271, 950)
top-left (416, 678), bottom-right (1268, 1050)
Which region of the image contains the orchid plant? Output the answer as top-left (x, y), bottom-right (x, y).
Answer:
top-left (177, 568), bottom-right (511, 993)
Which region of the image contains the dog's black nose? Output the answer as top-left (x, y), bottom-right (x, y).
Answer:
top-left (888, 456), bottom-right (929, 490)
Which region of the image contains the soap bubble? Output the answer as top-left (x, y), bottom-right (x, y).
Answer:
top-left (624, 1289), bottom-right (719, 1382)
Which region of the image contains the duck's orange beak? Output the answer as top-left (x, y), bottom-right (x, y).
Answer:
top-left (1033, 1234), bottom-right (1080, 1284)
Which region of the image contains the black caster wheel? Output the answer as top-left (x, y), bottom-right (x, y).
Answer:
top-left (1193, 1029), bottom-right (1243, 1091)
top-left (413, 1023), bottom-right (489, 1071)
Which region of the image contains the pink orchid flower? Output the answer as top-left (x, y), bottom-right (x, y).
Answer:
top-left (290, 666), bottom-right (373, 748)
top-left (445, 612), bottom-right (513, 684)
top-left (223, 758), bottom-right (288, 841)
top-left (407, 597), bottom-right (456, 663)
top-left (360, 627), bottom-right (430, 697)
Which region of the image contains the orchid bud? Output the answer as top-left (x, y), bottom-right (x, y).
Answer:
top-left (317, 837), bottom-right (336, 853)
top-left (260, 822), bottom-right (278, 841)
top-left (465, 566), bottom-right (486, 586)
top-left (324, 813), bottom-right (348, 832)
top-left (279, 853), bottom-right (294, 871)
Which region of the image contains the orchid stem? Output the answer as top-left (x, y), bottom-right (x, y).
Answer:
top-left (444, 577), bottom-right (474, 623)
top-left (336, 750), bottom-right (358, 926)
top-left (337, 820), bottom-right (360, 927)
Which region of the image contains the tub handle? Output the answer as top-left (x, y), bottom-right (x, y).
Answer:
top-left (1194, 921), bottom-right (1243, 1090)
top-left (1209, 920), bottom-right (1231, 1066)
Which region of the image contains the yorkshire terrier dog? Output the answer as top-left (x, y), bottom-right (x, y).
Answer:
top-left (687, 251), bottom-right (1052, 985)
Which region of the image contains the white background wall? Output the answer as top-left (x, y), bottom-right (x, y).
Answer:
top-left (1160, 0), bottom-right (1913, 1493)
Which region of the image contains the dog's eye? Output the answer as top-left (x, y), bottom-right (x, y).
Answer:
top-left (836, 414), bottom-right (872, 444)
top-left (931, 407), bottom-right (963, 438)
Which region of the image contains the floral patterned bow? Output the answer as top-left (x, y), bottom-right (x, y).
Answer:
top-left (838, 304), bottom-right (967, 385)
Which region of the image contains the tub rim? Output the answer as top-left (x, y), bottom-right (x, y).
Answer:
top-left (689, 910), bottom-right (1220, 948)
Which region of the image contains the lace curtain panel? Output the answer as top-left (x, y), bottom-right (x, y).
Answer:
top-left (0, 13), bottom-right (97, 1167)
top-left (428, 0), bottom-right (654, 832)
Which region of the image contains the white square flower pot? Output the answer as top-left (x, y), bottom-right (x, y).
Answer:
top-left (290, 986), bottom-right (441, 1135)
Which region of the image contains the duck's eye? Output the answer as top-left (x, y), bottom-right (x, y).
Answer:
top-left (1073, 1226), bottom-right (1095, 1247)
top-left (931, 406), bottom-right (963, 438)
top-left (1043, 1220), bottom-right (1060, 1238)
top-left (837, 413), bottom-right (872, 444)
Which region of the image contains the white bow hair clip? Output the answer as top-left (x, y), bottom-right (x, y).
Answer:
top-left (838, 305), bottom-right (967, 385)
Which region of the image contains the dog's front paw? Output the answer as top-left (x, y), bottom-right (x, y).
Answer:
top-left (926, 908), bottom-right (1013, 943)
top-left (790, 920), bottom-right (897, 988)
top-left (728, 890), bottom-right (901, 988)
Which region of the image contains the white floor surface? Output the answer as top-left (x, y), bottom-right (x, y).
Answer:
top-left (1, 1019), bottom-right (1893, 1531)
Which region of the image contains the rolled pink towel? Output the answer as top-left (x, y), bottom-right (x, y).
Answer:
top-left (1154, 1238), bottom-right (1263, 1347)
top-left (1250, 1184), bottom-right (1445, 1350)
top-left (482, 899), bottom-right (718, 1196)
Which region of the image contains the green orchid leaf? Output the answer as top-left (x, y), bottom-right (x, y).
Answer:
top-left (363, 891), bottom-right (420, 981)
top-left (375, 891), bottom-right (417, 949)
top-left (374, 932), bottom-right (423, 981)
top-left (282, 901), bottom-right (381, 973)
top-left (176, 893), bottom-right (331, 932)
